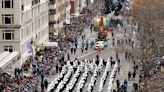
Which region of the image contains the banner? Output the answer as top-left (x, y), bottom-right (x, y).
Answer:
top-left (27, 42), bottom-right (33, 56)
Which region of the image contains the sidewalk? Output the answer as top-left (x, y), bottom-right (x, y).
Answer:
top-left (112, 49), bottom-right (139, 91)
top-left (111, 17), bottom-right (139, 91)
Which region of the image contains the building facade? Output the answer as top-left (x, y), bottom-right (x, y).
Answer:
top-left (0, 0), bottom-right (49, 62)
top-left (70, 0), bottom-right (79, 16)
top-left (70, 0), bottom-right (87, 16)
top-left (49, 0), bottom-right (71, 34)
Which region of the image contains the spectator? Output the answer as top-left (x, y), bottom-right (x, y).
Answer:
top-left (128, 71), bottom-right (131, 81)
top-left (132, 72), bottom-right (136, 81)
top-left (116, 79), bottom-right (120, 91)
top-left (44, 79), bottom-right (48, 89)
top-left (67, 53), bottom-right (70, 60)
top-left (41, 82), bottom-right (44, 91)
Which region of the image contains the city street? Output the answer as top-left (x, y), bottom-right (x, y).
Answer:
top-left (0, 0), bottom-right (163, 92)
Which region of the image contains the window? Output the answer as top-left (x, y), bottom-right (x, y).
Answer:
top-left (2, 30), bottom-right (14, 40)
top-left (4, 46), bottom-right (13, 52)
top-left (26, 26), bottom-right (30, 35)
top-left (49, 21), bottom-right (55, 27)
top-left (22, 5), bottom-right (24, 11)
top-left (49, 0), bottom-right (55, 4)
top-left (49, 9), bottom-right (56, 15)
top-left (2, 14), bottom-right (14, 24)
top-left (38, 5), bottom-right (40, 14)
top-left (21, 13), bottom-right (24, 23)
top-left (32, 0), bottom-right (40, 6)
top-left (2, 0), bottom-right (13, 8)
top-left (38, 19), bottom-right (40, 28)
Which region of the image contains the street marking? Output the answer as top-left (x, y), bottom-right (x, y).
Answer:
top-left (78, 51), bottom-right (97, 59)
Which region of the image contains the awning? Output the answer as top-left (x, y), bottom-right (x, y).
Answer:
top-left (0, 51), bottom-right (20, 69)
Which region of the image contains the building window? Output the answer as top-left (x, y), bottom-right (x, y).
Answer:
top-left (4, 46), bottom-right (13, 52)
top-left (49, 9), bottom-right (56, 15)
top-left (2, 30), bottom-right (14, 40)
top-left (32, 0), bottom-right (40, 6)
top-left (2, 0), bottom-right (13, 8)
top-left (49, 0), bottom-right (55, 4)
top-left (2, 14), bottom-right (14, 24)
top-left (49, 21), bottom-right (55, 27)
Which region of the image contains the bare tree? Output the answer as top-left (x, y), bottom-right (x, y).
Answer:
top-left (125, 0), bottom-right (164, 91)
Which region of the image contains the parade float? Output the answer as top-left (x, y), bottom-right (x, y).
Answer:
top-left (94, 16), bottom-right (113, 51)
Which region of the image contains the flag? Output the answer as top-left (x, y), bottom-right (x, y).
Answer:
top-left (27, 42), bottom-right (33, 56)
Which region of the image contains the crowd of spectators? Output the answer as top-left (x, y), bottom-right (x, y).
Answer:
top-left (1, 46), bottom-right (58, 92)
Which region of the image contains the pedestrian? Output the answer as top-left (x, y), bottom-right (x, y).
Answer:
top-left (113, 38), bottom-right (115, 47)
top-left (112, 32), bottom-right (114, 37)
top-left (85, 46), bottom-right (88, 52)
top-left (84, 34), bottom-right (86, 38)
top-left (82, 35), bottom-right (84, 40)
top-left (135, 65), bottom-right (138, 72)
top-left (56, 64), bottom-right (58, 73)
top-left (59, 66), bottom-right (62, 73)
top-left (133, 61), bottom-right (136, 66)
top-left (41, 74), bottom-right (44, 82)
top-left (73, 48), bottom-right (76, 54)
top-left (67, 53), bottom-right (70, 60)
top-left (110, 60), bottom-right (113, 67)
top-left (113, 60), bottom-right (116, 65)
top-left (116, 52), bottom-right (119, 59)
top-left (129, 38), bottom-right (131, 45)
top-left (128, 71), bottom-right (131, 81)
top-left (71, 48), bottom-right (73, 54)
top-left (113, 89), bottom-right (117, 92)
top-left (118, 65), bottom-right (120, 74)
top-left (14, 68), bottom-right (17, 77)
top-left (120, 84), bottom-right (124, 91)
top-left (41, 82), bottom-right (44, 92)
top-left (139, 74), bottom-right (142, 83)
top-left (110, 56), bottom-right (113, 61)
top-left (132, 72), bottom-right (136, 81)
top-left (116, 79), bottom-right (120, 91)
top-left (81, 47), bottom-right (84, 53)
top-left (44, 79), bottom-right (48, 89)
top-left (96, 59), bottom-right (99, 66)
top-left (123, 79), bottom-right (128, 91)
top-left (96, 54), bottom-right (99, 60)
top-left (125, 51), bottom-right (128, 60)
top-left (103, 59), bottom-right (106, 66)
top-left (117, 59), bottom-right (120, 65)
top-left (133, 83), bottom-right (138, 92)
top-left (75, 43), bottom-right (78, 49)
top-left (132, 41), bottom-right (134, 48)
top-left (90, 25), bottom-right (93, 33)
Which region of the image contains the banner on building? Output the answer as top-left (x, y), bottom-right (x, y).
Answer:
top-left (27, 42), bottom-right (33, 56)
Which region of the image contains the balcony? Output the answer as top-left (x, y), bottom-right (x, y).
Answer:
top-left (49, 15), bottom-right (55, 21)
top-left (49, 4), bottom-right (56, 9)
top-left (49, 14), bottom-right (58, 22)
top-left (49, 26), bottom-right (55, 33)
